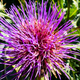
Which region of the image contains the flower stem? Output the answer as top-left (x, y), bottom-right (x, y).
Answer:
top-left (67, 0), bottom-right (70, 21)
top-left (3, 46), bottom-right (8, 80)
top-left (4, 64), bottom-right (8, 80)
top-left (37, 76), bottom-right (44, 80)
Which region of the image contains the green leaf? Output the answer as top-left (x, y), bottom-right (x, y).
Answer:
top-left (69, 4), bottom-right (77, 18)
top-left (0, 12), bottom-right (8, 17)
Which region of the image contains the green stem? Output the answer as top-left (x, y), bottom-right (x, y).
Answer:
top-left (3, 47), bottom-right (8, 80)
top-left (67, 0), bottom-right (70, 21)
top-left (4, 64), bottom-right (8, 80)
top-left (37, 76), bottom-right (44, 80)
top-left (37, 76), bottom-right (41, 80)
top-left (70, 60), bottom-right (75, 80)
top-left (73, 72), bottom-right (75, 80)
top-left (60, 0), bottom-right (63, 11)
top-left (52, 0), bottom-right (55, 4)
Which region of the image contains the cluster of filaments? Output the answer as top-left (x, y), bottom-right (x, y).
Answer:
top-left (0, 0), bottom-right (78, 80)
top-left (8, 18), bottom-right (65, 79)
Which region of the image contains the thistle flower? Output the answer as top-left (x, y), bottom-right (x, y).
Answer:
top-left (0, 0), bottom-right (80, 80)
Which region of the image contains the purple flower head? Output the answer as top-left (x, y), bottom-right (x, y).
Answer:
top-left (0, 0), bottom-right (79, 80)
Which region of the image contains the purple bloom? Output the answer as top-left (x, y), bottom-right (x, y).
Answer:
top-left (0, 0), bottom-right (79, 80)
